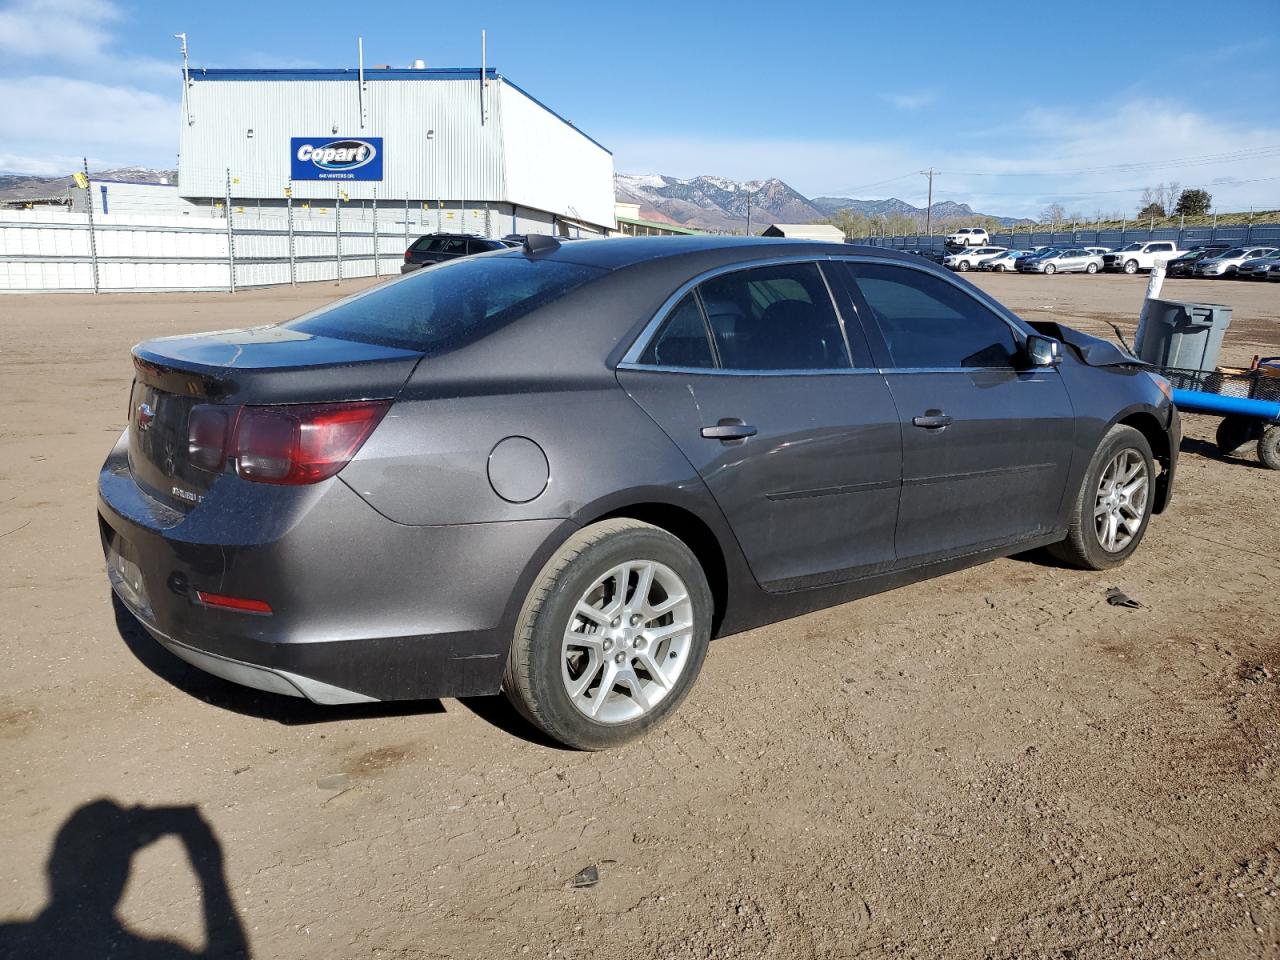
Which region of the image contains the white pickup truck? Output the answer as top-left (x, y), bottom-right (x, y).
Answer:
top-left (1102, 240), bottom-right (1180, 274)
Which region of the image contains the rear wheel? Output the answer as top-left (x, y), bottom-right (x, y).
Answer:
top-left (1259, 426), bottom-right (1280, 470)
top-left (502, 519), bottom-right (712, 750)
top-left (1049, 425), bottom-right (1155, 570)
top-left (1086, 262), bottom-right (1099, 274)
top-left (1124, 260), bottom-right (1139, 274)
top-left (1216, 415), bottom-right (1263, 456)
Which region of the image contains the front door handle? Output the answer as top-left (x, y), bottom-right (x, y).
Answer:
top-left (701, 418), bottom-right (758, 442)
top-left (911, 411), bottom-right (952, 430)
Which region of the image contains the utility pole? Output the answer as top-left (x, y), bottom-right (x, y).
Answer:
top-left (920, 168), bottom-right (935, 240)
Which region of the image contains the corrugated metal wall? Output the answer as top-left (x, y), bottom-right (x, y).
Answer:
top-left (178, 74), bottom-right (614, 229)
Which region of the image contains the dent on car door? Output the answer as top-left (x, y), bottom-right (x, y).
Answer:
top-left (617, 260), bottom-right (902, 591)
top-left (841, 260), bottom-right (1076, 564)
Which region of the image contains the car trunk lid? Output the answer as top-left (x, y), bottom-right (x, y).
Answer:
top-left (128, 325), bottom-right (422, 510)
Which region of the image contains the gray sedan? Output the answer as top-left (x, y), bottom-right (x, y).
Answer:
top-left (1019, 248), bottom-right (1103, 274)
top-left (98, 237), bottom-right (1179, 749)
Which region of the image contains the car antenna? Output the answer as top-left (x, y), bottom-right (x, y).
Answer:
top-left (1109, 321), bottom-right (1136, 356)
top-left (524, 234), bottom-right (560, 256)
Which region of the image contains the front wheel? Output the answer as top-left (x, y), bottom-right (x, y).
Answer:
top-left (994, 264), bottom-right (1006, 272)
top-left (502, 519), bottom-right (712, 750)
top-left (1086, 262), bottom-right (1099, 274)
top-left (1048, 425), bottom-right (1155, 570)
top-left (958, 260), bottom-right (970, 272)
top-left (1044, 263), bottom-right (1056, 275)
top-left (1124, 260), bottom-right (1139, 274)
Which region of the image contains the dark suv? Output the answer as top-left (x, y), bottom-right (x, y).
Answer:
top-left (402, 233), bottom-right (512, 272)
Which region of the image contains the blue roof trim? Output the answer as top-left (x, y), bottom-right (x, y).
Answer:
top-left (191, 67), bottom-right (498, 82)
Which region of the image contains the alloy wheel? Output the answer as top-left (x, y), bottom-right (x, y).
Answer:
top-left (561, 560), bottom-right (694, 724)
top-left (1093, 449), bottom-right (1149, 553)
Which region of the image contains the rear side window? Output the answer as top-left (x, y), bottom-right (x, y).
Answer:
top-left (286, 256), bottom-right (602, 353)
top-left (639, 294), bottom-right (714, 368)
top-left (697, 262), bottom-right (851, 371)
top-left (848, 262), bottom-right (1019, 369)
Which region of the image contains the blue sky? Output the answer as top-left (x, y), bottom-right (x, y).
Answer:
top-left (2, 0), bottom-right (1278, 217)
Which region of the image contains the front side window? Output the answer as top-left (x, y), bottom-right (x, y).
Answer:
top-left (848, 262), bottom-right (1019, 369)
top-left (696, 262), bottom-right (851, 371)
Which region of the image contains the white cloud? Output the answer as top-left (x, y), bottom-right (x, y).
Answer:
top-left (0, 76), bottom-right (177, 171)
top-left (880, 90), bottom-right (935, 110)
top-left (0, 0), bottom-right (120, 60)
top-left (606, 99), bottom-right (1280, 217)
top-left (0, 0), bottom-right (175, 80)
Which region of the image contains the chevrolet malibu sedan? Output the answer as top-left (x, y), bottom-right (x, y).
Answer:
top-left (1019, 248), bottom-right (1103, 274)
top-left (99, 237), bottom-right (1179, 749)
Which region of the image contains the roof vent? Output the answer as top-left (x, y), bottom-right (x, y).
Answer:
top-left (412, 59), bottom-right (426, 69)
top-left (523, 234), bottom-right (561, 256)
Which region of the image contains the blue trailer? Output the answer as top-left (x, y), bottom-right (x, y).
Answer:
top-left (1162, 359), bottom-right (1280, 469)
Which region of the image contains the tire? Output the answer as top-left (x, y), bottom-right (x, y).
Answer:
top-left (1124, 260), bottom-right (1139, 274)
top-left (502, 519), bottom-right (713, 750)
top-left (958, 260), bottom-right (970, 272)
top-left (1048, 424), bottom-right (1156, 570)
top-left (1044, 263), bottom-right (1056, 275)
top-left (1259, 426), bottom-right (1280, 470)
top-left (1086, 262), bottom-right (1099, 274)
top-left (994, 264), bottom-right (1006, 272)
top-left (1216, 415), bottom-right (1263, 456)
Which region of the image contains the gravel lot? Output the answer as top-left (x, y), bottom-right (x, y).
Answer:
top-left (1, 271), bottom-right (1277, 959)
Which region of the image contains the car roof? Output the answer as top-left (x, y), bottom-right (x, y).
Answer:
top-left (485, 235), bottom-right (901, 272)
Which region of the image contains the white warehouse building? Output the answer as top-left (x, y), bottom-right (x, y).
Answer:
top-left (177, 67), bottom-right (616, 237)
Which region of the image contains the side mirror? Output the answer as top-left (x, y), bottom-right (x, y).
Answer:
top-left (1025, 334), bottom-right (1062, 368)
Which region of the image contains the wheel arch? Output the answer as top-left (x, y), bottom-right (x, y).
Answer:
top-left (1113, 408), bottom-right (1172, 513)
top-left (583, 498), bottom-right (732, 636)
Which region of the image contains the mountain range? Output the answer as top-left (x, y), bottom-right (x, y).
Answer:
top-left (0, 167), bottom-right (176, 203)
top-left (615, 173), bottom-right (1032, 232)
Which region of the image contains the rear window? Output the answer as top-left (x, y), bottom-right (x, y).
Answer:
top-left (285, 256), bottom-right (603, 353)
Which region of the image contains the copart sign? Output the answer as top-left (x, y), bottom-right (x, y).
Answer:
top-left (290, 137), bottom-right (383, 181)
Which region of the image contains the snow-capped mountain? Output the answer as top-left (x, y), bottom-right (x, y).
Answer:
top-left (616, 174), bottom-right (823, 232)
top-left (616, 173), bottom-right (1031, 231)
top-left (0, 167), bottom-right (177, 203)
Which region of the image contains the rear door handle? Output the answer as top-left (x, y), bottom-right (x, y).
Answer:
top-left (701, 418), bottom-right (758, 442)
top-left (911, 411), bottom-right (952, 430)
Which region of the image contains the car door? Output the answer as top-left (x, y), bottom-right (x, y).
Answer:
top-left (617, 259), bottom-right (903, 591)
top-left (840, 259), bottom-right (1076, 565)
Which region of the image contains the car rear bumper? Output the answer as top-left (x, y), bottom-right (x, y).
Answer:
top-left (98, 431), bottom-right (572, 703)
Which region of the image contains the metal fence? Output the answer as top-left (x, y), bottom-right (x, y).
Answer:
top-left (853, 222), bottom-right (1280, 254)
top-left (0, 200), bottom-right (496, 294)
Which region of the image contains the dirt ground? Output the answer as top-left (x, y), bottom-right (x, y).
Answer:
top-left (1, 271), bottom-right (1277, 960)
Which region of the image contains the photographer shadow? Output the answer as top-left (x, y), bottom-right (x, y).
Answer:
top-left (0, 799), bottom-right (248, 959)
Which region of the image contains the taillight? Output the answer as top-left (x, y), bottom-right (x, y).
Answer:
top-left (188, 405), bottom-right (233, 471)
top-left (186, 400), bottom-right (389, 485)
top-left (404, 248), bottom-right (412, 262)
top-left (234, 400), bottom-right (390, 484)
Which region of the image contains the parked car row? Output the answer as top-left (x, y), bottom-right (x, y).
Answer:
top-left (925, 236), bottom-right (1280, 280)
